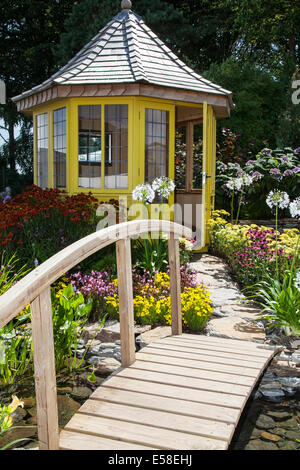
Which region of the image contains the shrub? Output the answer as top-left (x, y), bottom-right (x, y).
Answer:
top-left (208, 211), bottom-right (300, 287)
top-left (216, 147), bottom-right (300, 219)
top-left (0, 185), bottom-right (100, 269)
top-left (105, 272), bottom-right (212, 331)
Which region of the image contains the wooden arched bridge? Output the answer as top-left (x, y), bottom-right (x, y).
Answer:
top-left (0, 220), bottom-right (280, 450)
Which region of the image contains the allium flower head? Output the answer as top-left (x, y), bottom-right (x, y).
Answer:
top-left (289, 197), bottom-right (300, 219)
top-left (152, 177), bottom-right (175, 199)
top-left (132, 183), bottom-right (155, 204)
top-left (266, 190), bottom-right (290, 211)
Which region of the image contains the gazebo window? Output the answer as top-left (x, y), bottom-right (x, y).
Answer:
top-left (104, 104), bottom-right (128, 189)
top-left (78, 105), bottom-right (101, 189)
top-left (145, 109), bottom-right (169, 183)
top-left (36, 113), bottom-right (48, 188)
top-left (53, 108), bottom-right (67, 188)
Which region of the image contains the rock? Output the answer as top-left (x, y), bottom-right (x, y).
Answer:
top-left (206, 315), bottom-right (266, 341)
top-left (280, 417), bottom-right (299, 430)
top-left (244, 439), bottom-right (278, 450)
top-left (57, 386), bottom-right (72, 394)
top-left (22, 397), bottom-right (36, 408)
top-left (57, 395), bottom-right (81, 428)
top-left (266, 410), bottom-right (292, 421)
top-left (94, 358), bottom-right (121, 376)
top-left (277, 440), bottom-right (300, 450)
top-left (254, 414), bottom-right (276, 430)
top-left (99, 342), bottom-right (117, 349)
top-left (285, 430), bottom-right (300, 440)
top-left (83, 321), bottom-right (151, 343)
top-left (70, 386), bottom-right (92, 400)
top-left (86, 355), bottom-right (102, 366)
top-left (260, 389), bottom-right (286, 401)
top-left (138, 326), bottom-right (172, 346)
top-left (0, 421), bottom-right (37, 449)
top-left (260, 431), bottom-right (281, 442)
top-left (11, 407), bottom-right (28, 424)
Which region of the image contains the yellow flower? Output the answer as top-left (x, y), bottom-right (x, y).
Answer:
top-left (8, 395), bottom-right (24, 413)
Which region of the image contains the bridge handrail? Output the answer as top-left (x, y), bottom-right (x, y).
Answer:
top-left (0, 219), bottom-right (192, 450)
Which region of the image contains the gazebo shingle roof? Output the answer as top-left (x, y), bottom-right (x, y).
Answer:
top-left (13, 8), bottom-right (233, 105)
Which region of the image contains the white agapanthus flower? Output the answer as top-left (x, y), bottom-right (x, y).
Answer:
top-left (289, 197), bottom-right (300, 219)
top-left (152, 177), bottom-right (175, 199)
top-left (266, 190), bottom-right (290, 210)
top-left (132, 183), bottom-right (155, 204)
top-left (226, 174), bottom-right (253, 192)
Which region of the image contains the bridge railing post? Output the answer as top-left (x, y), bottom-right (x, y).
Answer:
top-left (168, 231), bottom-right (182, 336)
top-left (116, 237), bottom-right (136, 367)
top-left (31, 286), bottom-right (59, 450)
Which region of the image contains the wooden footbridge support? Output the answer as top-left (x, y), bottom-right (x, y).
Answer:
top-left (0, 220), bottom-right (280, 450)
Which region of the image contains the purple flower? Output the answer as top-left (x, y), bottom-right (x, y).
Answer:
top-left (34, 259), bottom-right (39, 267)
top-left (219, 163), bottom-right (227, 171)
top-left (283, 169), bottom-right (294, 177)
top-left (251, 171), bottom-right (262, 180)
top-left (293, 167), bottom-right (300, 174)
top-left (269, 168), bottom-right (282, 180)
top-left (281, 156), bottom-right (289, 162)
top-left (294, 147), bottom-right (300, 155)
top-left (246, 160), bottom-right (255, 165)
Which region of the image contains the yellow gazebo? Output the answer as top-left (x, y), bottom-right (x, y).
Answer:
top-left (12, 0), bottom-right (233, 249)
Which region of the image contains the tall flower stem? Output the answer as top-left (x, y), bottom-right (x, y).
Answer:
top-left (275, 204), bottom-right (279, 278)
top-left (231, 188), bottom-right (235, 224)
top-left (235, 187), bottom-right (244, 225)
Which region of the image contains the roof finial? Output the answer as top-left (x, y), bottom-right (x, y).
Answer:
top-left (121, 0), bottom-right (132, 10)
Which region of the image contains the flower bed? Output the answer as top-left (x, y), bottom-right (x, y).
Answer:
top-left (208, 210), bottom-right (300, 287)
top-left (216, 147), bottom-right (300, 220)
top-left (0, 185), bottom-right (120, 270)
top-left (70, 264), bottom-right (212, 332)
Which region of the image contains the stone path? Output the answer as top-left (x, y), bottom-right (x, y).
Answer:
top-left (190, 253), bottom-right (266, 342)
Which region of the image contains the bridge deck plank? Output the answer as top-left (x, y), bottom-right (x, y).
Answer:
top-left (59, 335), bottom-right (278, 450)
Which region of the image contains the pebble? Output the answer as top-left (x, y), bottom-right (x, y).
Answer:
top-left (260, 431), bottom-right (281, 442)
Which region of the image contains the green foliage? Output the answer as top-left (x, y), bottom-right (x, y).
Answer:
top-left (0, 254), bottom-right (30, 296)
top-left (51, 284), bottom-right (92, 371)
top-left (0, 312), bottom-right (33, 386)
top-left (132, 237), bottom-right (169, 274)
top-left (247, 267), bottom-right (300, 337)
top-left (203, 58), bottom-right (287, 153)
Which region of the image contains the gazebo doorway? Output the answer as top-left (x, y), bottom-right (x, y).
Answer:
top-left (174, 104), bottom-right (216, 249)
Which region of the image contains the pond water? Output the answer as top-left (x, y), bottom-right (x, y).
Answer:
top-left (229, 386), bottom-right (300, 450)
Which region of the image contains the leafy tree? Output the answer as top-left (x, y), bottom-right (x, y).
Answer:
top-left (55, 0), bottom-right (192, 66)
top-left (0, 0), bottom-right (75, 188)
top-left (203, 58), bottom-right (289, 154)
